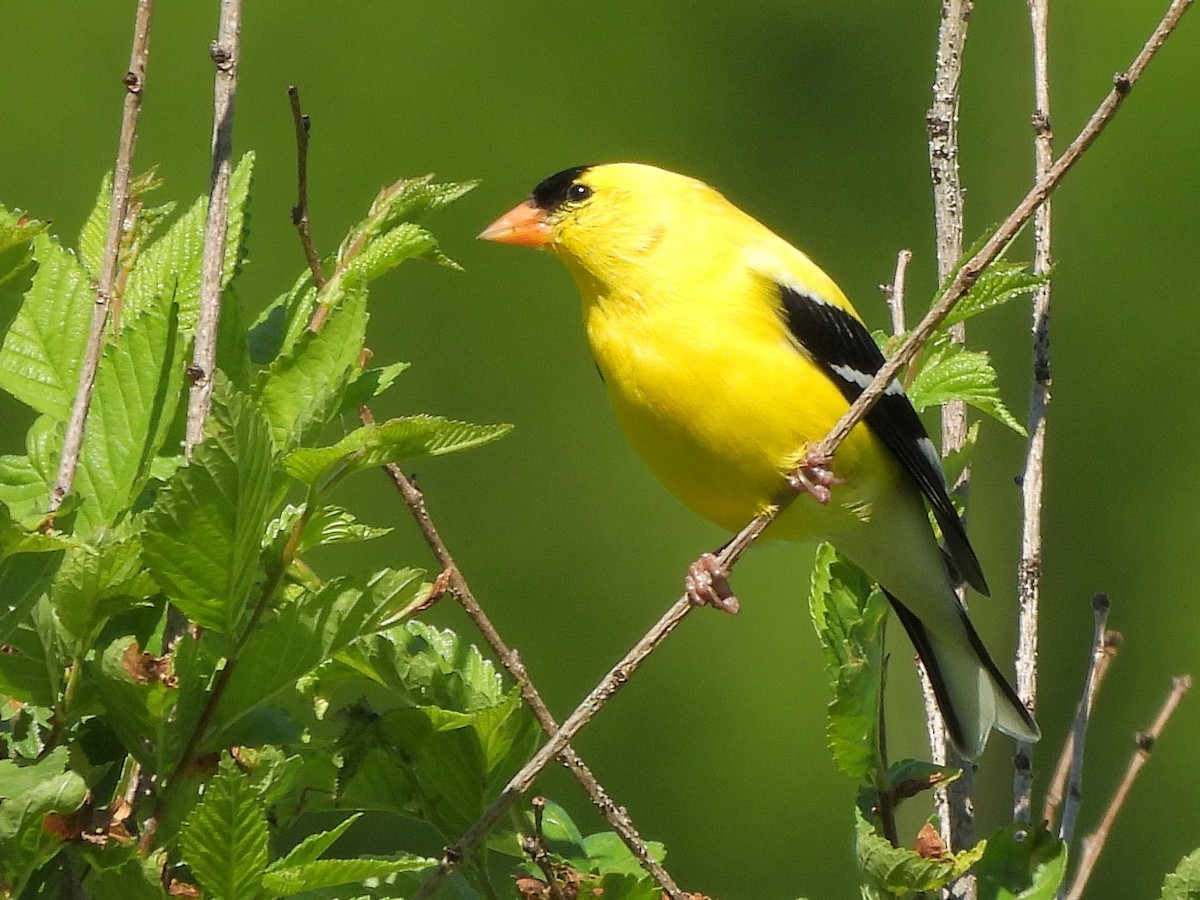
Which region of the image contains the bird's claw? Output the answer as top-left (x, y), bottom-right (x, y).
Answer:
top-left (786, 452), bottom-right (842, 505)
top-left (685, 552), bottom-right (740, 615)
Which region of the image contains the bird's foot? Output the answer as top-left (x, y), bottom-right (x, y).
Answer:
top-left (685, 552), bottom-right (740, 615)
top-left (786, 452), bottom-right (843, 505)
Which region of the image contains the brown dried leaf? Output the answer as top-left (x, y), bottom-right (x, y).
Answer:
top-left (167, 880), bottom-right (201, 897)
top-left (914, 822), bottom-right (947, 860)
top-left (121, 641), bottom-right (178, 687)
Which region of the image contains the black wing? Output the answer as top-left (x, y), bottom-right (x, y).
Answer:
top-left (778, 283), bottom-right (989, 596)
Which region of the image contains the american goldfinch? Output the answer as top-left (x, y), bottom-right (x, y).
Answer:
top-left (480, 163), bottom-right (1039, 758)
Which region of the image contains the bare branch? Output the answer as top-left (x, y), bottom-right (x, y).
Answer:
top-left (1043, 630), bottom-right (1121, 828)
top-left (520, 797), bottom-right (568, 900)
top-left (288, 85), bottom-right (326, 290)
top-left (49, 0), bottom-right (155, 514)
top-left (416, 3), bottom-right (1194, 892)
top-left (1014, 0), bottom-right (1056, 825)
top-left (184, 0), bottom-right (242, 456)
top-left (1057, 594), bottom-right (1112, 848)
top-left (882, 248), bottom-right (913, 336)
top-left (1064, 674), bottom-right (1192, 900)
top-left (927, 0), bottom-right (975, 874)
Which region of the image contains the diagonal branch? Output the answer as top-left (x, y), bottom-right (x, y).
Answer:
top-left (184, 0), bottom-right (242, 456)
top-left (416, 2), bottom-right (1193, 893)
top-left (1057, 593), bottom-right (1112, 849)
top-left (1014, 0), bottom-right (1056, 825)
top-left (49, 0), bottom-right (155, 514)
top-left (361, 408), bottom-right (686, 898)
top-left (1064, 674), bottom-right (1192, 900)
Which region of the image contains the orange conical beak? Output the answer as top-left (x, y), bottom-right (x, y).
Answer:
top-left (478, 200), bottom-right (553, 247)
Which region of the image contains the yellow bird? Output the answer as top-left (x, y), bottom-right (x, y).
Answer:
top-left (480, 162), bottom-right (1038, 758)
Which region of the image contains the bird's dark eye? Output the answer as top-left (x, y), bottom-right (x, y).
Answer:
top-left (567, 182), bottom-right (593, 203)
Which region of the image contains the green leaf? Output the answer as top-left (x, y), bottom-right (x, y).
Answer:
top-left (265, 504), bottom-right (392, 557)
top-left (855, 806), bottom-right (983, 897)
top-left (579, 831), bottom-right (667, 877)
top-left (283, 415), bottom-right (512, 487)
top-left (262, 856), bottom-right (434, 896)
top-left (0, 454), bottom-right (49, 523)
top-left (180, 756), bottom-right (270, 900)
top-left (325, 620), bottom-right (509, 713)
top-left (273, 814), bottom-right (362, 870)
top-left (142, 382), bottom-right (275, 633)
top-left (809, 543), bottom-right (889, 780)
top-left (254, 284), bottom-right (368, 452)
top-left (73, 299), bottom-right (191, 535)
top-left (975, 823), bottom-right (1066, 900)
top-left (1162, 847), bottom-right (1200, 900)
top-left (908, 339), bottom-right (1026, 435)
top-left (85, 856), bottom-right (170, 900)
top-left (0, 746), bottom-right (88, 897)
top-left (50, 533), bottom-right (153, 644)
top-left (122, 153), bottom-right (254, 332)
top-left (943, 262), bottom-right (1048, 329)
top-left (90, 636), bottom-right (178, 770)
top-left (0, 204), bottom-right (48, 295)
top-left (0, 231), bottom-right (93, 419)
top-left (0, 504), bottom-right (68, 645)
top-left (340, 361), bottom-right (410, 414)
top-left (212, 567), bottom-right (425, 737)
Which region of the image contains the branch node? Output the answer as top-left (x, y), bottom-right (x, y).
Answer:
top-left (1113, 71), bottom-right (1133, 94)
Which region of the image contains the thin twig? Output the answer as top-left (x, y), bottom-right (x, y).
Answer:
top-left (360, 409), bottom-right (684, 899)
top-left (49, 0), bottom-right (155, 513)
top-left (1014, 0), bottom-right (1056, 825)
top-left (882, 248), bottom-right (913, 337)
top-left (1064, 674), bottom-right (1192, 900)
top-left (416, 4), bottom-right (1193, 893)
top-left (288, 85), bottom-right (326, 290)
top-left (1057, 594), bottom-right (1111, 850)
top-left (184, 0), bottom-right (242, 456)
top-left (927, 0), bottom-right (975, 875)
top-left (1043, 630), bottom-right (1121, 829)
top-left (520, 797), bottom-right (567, 900)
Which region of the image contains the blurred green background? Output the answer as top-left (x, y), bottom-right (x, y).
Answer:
top-left (3, 2), bottom-right (1197, 897)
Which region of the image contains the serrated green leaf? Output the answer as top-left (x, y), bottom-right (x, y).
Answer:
top-left (73, 298), bottom-right (191, 535)
top-left (342, 222), bottom-right (438, 286)
top-left (262, 856), bottom-right (433, 896)
top-left (266, 504), bottom-right (391, 557)
top-left (856, 806), bottom-right (983, 896)
top-left (0, 232), bottom-right (93, 419)
top-left (0, 455), bottom-right (48, 523)
top-left (809, 543), bottom-right (889, 780)
top-left (944, 262), bottom-right (1048, 328)
top-left (142, 382), bottom-right (275, 633)
top-left (254, 284), bottom-right (368, 452)
top-left (0, 746), bottom-right (87, 897)
top-left (909, 339), bottom-right (1026, 435)
top-left (122, 153), bottom-right (254, 332)
top-left (50, 533), bottom-right (152, 644)
top-left (273, 814), bottom-right (362, 870)
top-left (1162, 847), bottom-right (1200, 900)
top-left (975, 823), bottom-right (1066, 900)
top-left (181, 756), bottom-right (270, 900)
top-left (212, 567), bottom-right (424, 738)
top-left (0, 620), bottom-right (58, 707)
top-left (283, 415), bottom-right (512, 487)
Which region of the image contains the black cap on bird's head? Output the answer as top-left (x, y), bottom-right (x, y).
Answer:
top-left (479, 165), bottom-right (596, 247)
top-left (529, 165), bottom-right (595, 212)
